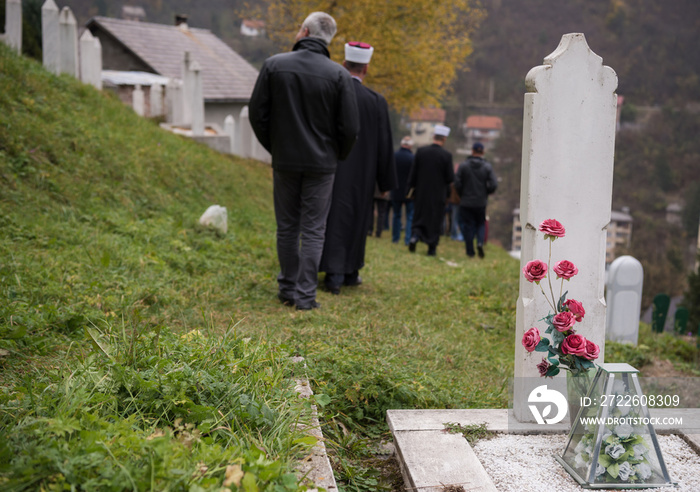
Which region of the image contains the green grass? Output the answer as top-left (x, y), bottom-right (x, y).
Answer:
top-left (1, 42), bottom-right (697, 491)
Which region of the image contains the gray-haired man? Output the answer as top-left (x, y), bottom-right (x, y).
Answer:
top-left (250, 12), bottom-right (360, 310)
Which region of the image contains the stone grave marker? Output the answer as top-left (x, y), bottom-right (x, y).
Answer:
top-left (41, 0), bottom-right (60, 74)
top-left (58, 6), bottom-right (78, 77)
top-left (238, 106), bottom-right (253, 159)
top-left (5, 0), bottom-right (22, 54)
top-left (132, 84), bottom-right (145, 116)
top-left (513, 33), bottom-right (618, 422)
top-left (150, 84), bottom-right (163, 118)
top-left (181, 51), bottom-right (193, 126)
top-left (79, 29), bottom-right (102, 89)
top-left (166, 79), bottom-right (183, 124)
top-left (605, 255), bottom-right (643, 345)
top-left (652, 293), bottom-right (670, 333)
top-left (224, 115), bottom-right (236, 155)
top-left (191, 61), bottom-right (204, 136)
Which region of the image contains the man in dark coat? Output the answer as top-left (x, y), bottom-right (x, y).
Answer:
top-left (249, 12), bottom-right (359, 310)
top-left (407, 125), bottom-right (454, 256)
top-left (320, 42), bottom-right (397, 294)
top-left (455, 142), bottom-right (498, 258)
top-left (391, 136), bottom-right (415, 245)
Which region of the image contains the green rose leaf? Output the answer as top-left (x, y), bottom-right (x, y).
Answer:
top-left (535, 338), bottom-right (550, 352)
top-left (608, 462), bottom-right (620, 479)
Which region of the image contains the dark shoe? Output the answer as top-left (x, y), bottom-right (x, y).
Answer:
top-left (408, 238), bottom-right (417, 252)
top-left (344, 275), bottom-right (362, 287)
top-left (296, 301), bottom-right (320, 311)
top-left (427, 245), bottom-right (437, 256)
top-left (477, 246), bottom-right (485, 258)
top-left (324, 282), bottom-right (341, 295)
top-left (277, 293), bottom-right (295, 307)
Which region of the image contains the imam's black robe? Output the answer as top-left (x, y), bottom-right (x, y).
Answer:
top-left (320, 79), bottom-right (397, 274)
top-left (408, 143), bottom-right (454, 246)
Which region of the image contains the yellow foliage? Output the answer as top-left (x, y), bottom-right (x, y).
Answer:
top-left (262, 0), bottom-right (484, 113)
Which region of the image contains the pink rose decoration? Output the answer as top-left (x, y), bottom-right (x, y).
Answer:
top-left (561, 334), bottom-right (587, 356)
top-left (553, 260), bottom-right (578, 280)
top-left (583, 340), bottom-right (600, 360)
top-left (522, 327), bottom-right (541, 352)
top-left (539, 219), bottom-right (566, 239)
top-left (563, 299), bottom-right (585, 321)
top-left (537, 357), bottom-right (550, 377)
top-left (523, 260), bottom-right (548, 283)
top-left (552, 311), bottom-right (576, 332)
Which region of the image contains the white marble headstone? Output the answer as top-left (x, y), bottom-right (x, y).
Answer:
top-left (132, 84), bottom-right (145, 116)
top-left (224, 114), bottom-right (236, 155)
top-left (5, 0), bottom-right (22, 54)
top-left (181, 51), bottom-right (193, 126)
top-left (58, 7), bottom-right (78, 77)
top-left (606, 256), bottom-right (643, 345)
top-left (150, 83), bottom-right (163, 117)
top-left (41, 0), bottom-right (60, 74)
top-left (513, 33), bottom-right (618, 422)
top-left (191, 61), bottom-right (204, 136)
top-left (238, 105), bottom-right (253, 159)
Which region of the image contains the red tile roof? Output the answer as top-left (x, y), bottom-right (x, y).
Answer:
top-left (465, 115), bottom-right (503, 130)
top-left (409, 107), bottom-right (446, 122)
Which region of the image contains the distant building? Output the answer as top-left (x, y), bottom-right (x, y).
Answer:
top-left (463, 115), bottom-right (503, 151)
top-left (407, 107), bottom-right (446, 147)
top-left (511, 207), bottom-right (633, 264)
top-left (666, 202), bottom-right (682, 226)
top-left (87, 15), bottom-right (259, 130)
top-left (241, 20), bottom-right (266, 37)
top-left (122, 6), bottom-right (146, 22)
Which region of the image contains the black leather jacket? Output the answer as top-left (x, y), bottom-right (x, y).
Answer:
top-left (454, 155), bottom-right (498, 207)
top-left (249, 38), bottom-right (359, 173)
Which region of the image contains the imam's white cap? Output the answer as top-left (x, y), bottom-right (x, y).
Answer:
top-left (345, 41), bottom-right (374, 64)
top-left (434, 124), bottom-right (450, 137)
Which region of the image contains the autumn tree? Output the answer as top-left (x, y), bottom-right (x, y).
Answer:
top-left (258, 0), bottom-right (483, 113)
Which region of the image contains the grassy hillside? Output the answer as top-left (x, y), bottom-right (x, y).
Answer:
top-left (1, 43), bottom-right (697, 491)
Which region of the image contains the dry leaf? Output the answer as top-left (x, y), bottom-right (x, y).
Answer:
top-left (223, 464), bottom-right (244, 487)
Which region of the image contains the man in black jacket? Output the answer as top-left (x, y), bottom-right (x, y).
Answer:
top-left (249, 12), bottom-right (360, 310)
top-left (454, 142), bottom-right (498, 258)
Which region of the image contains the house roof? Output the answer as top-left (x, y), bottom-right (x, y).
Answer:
top-left (409, 107), bottom-right (446, 122)
top-left (242, 20), bottom-right (266, 30)
top-left (465, 115), bottom-right (503, 130)
top-left (87, 16), bottom-right (259, 102)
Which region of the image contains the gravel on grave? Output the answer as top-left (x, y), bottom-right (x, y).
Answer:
top-left (472, 434), bottom-right (699, 491)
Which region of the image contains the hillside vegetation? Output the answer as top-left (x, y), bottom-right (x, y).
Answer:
top-left (0, 41), bottom-right (518, 490)
top-left (1, 40), bottom-right (698, 490)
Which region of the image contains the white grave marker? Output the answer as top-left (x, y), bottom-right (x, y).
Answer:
top-left (238, 106), bottom-right (253, 159)
top-left (191, 61), bottom-right (204, 136)
top-left (5, 0), bottom-right (22, 54)
top-left (132, 84), bottom-right (145, 116)
top-left (224, 114), bottom-right (236, 155)
top-left (513, 33), bottom-right (618, 422)
top-left (58, 6), bottom-right (78, 77)
top-left (79, 30), bottom-right (101, 88)
top-left (166, 79), bottom-right (183, 124)
top-left (181, 51), bottom-right (193, 126)
top-left (41, 0), bottom-right (60, 74)
top-left (606, 255), bottom-right (643, 345)
top-left (150, 83), bottom-right (163, 117)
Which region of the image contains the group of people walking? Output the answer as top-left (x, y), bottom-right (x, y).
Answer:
top-left (249, 11), bottom-right (497, 310)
